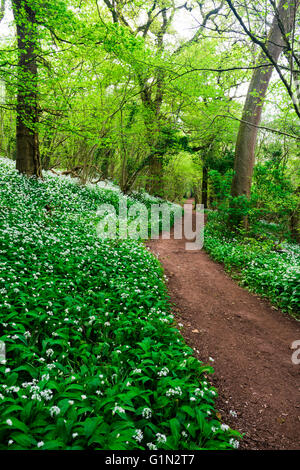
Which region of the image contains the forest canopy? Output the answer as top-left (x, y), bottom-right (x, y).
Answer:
top-left (0, 0), bottom-right (299, 235)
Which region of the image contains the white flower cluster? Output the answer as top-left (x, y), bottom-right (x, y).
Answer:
top-left (157, 367), bottom-right (169, 377)
top-left (156, 433), bottom-right (167, 444)
top-left (221, 424), bottom-right (229, 431)
top-left (142, 407), bottom-right (152, 419)
top-left (112, 403), bottom-right (126, 415)
top-left (21, 379), bottom-right (53, 402)
top-left (147, 442), bottom-right (157, 450)
top-left (230, 438), bottom-right (239, 449)
top-left (133, 429), bottom-right (143, 443)
top-left (166, 386), bottom-right (182, 397)
top-left (49, 406), bottom-right (60, 417)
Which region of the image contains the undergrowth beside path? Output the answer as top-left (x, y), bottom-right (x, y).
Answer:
top-left (204, 214), bottom-right (300, 317)
top-left (0, 159), bottom-right (240, 450)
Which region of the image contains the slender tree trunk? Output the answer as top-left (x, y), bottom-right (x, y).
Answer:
top-left (100, 149), bottom-right (112, 179)
top-left (193, 182), bottom-right (200, 209)
top-left (12, 0), bottom-right (42, 177)
top-left (231, 0), bottom-right (298, 203)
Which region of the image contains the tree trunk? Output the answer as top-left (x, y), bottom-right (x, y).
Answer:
top-left (193, 181), bottom-right (200, 209)
top-left (12, 0), bottom-right (42, 177)
top-left (231, 0), bottom-right (298, 202)
top-left (139, 79), bottom-right (164, 196)
top-left (144, 114), bottom-right (163, 196)
top-left (147, 153), bottom-right (163, 196)
top-left (100, 149), bottom-right (112, 180)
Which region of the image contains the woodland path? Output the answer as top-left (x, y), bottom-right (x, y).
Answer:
top-left (147, 199), bottom-right (300, 450)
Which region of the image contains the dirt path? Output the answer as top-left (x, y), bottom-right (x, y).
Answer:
top-left (147, 200), bottom-right (300, 450)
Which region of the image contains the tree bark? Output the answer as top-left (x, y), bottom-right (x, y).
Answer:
top-left (147, 153), bottom-right (163, 196)
top-left (12, 0), bottom-right (42, 177)
top-left (231, 0), bottom-right (299, 202)
top-left (141, 100), bottom-right (164, 196)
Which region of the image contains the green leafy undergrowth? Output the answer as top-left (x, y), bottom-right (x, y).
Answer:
top-left (0, 159), bottom-right (239, 450)
top-left (204, 214), bottom-right (300, 316)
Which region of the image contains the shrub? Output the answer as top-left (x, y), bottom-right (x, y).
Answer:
top-left (204, 213), bottom-right (300, 316)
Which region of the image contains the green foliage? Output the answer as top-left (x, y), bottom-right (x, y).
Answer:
top-left (207, 156), bottom-right (299, 240)
top-left (0, 159), bottom-right (239, 450)
top-left (209, 169), bottom-right (234, 207)
top-left (208, 168), bottom-right (250, 227)
top-left (163, 152), bottom-right (199, 202)
top-left (204, 212), bottom-right (300, 316)
top-left (0, 0), bottom-right (246, 193)
top-left (250, 161), bottom-right (299, 240)
top-left (205, 155), bottom-right (300, 315)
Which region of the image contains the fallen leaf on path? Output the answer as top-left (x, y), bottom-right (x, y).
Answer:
top-left (277, 417), bottom-right (285, 424)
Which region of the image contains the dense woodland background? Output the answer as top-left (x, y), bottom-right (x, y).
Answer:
top-left (0, 0), bottom-right (299, 239)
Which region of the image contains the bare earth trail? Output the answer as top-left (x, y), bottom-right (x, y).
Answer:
top-left (147, 200), bottom-right (300, 450)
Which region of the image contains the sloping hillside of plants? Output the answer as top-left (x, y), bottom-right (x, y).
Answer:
top-left (0, 159), bottom-right (240, 450)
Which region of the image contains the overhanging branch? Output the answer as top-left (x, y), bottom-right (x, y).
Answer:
top-left (212, 114), bottom-right (300, 140)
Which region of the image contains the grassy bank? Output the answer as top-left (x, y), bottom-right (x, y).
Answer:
top-left (204, 214), bottom-right (300, 316)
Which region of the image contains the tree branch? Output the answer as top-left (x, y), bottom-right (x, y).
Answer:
top-left (212, 114), bottom-right (300, 140)
top-left (173, 2), bottom-right (224, 56)
top-left (225, 0), bottom-right (300, 119)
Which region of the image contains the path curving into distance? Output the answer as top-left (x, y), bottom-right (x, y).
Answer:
top-left (147, 200), bottom-right (300, 450)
